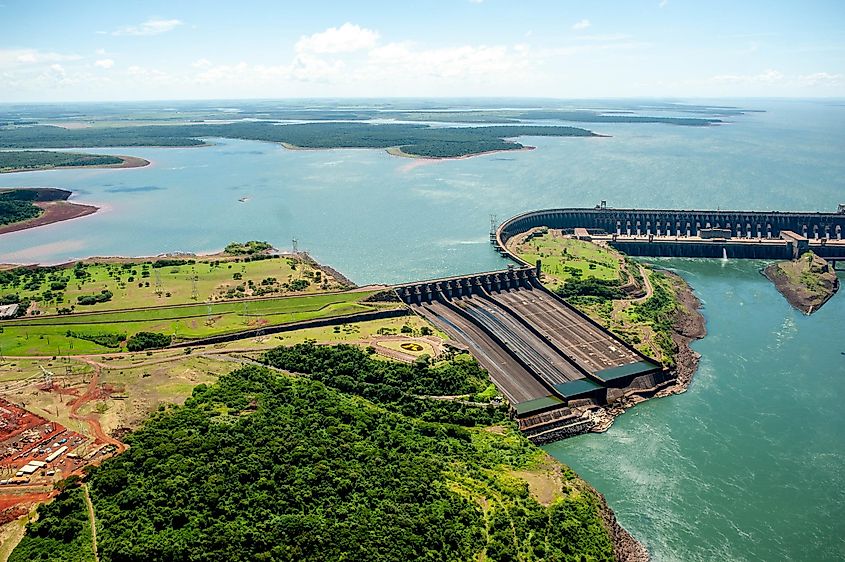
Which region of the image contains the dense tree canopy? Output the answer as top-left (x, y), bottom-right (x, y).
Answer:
top-left (0, 150), bottom-right (122, 171)
top-left (13, 350), bottom-right (616, 562)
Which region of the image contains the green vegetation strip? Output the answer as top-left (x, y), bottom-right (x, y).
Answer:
top-left (0, 291), bottom-right (381, 355)
top-left (0, 150), bottom-right (122, 172)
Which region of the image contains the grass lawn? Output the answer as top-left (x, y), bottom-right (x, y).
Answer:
top-left (510, 230), bottom-right (621, 291)
top-left (0, 290), bottom-right (386, 356)
top-left (1, 255), bottom-right (346, 316)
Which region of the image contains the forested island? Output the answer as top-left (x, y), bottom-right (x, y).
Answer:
top-left (11, 346), bottom-right (634, 561)
top-left (0, 151), bottom-right (148, 173)
top-left (0, 122), bottom-right (597, 159)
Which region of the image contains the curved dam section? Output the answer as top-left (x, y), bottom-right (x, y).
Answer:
top-left (495, 206), bottom-right (845, 260)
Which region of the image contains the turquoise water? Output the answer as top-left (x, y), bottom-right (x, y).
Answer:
top-left (546, 260), bottom-right (845, 561)
top-left (1, 99), bottom-right (844, 560)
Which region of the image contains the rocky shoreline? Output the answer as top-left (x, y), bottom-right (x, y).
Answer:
top-left (597, 489), bottom-right (651, 562)
top-left (762, 254), bottom-right (839, 314)
top-left (587, 271), bottom-right (706, 432)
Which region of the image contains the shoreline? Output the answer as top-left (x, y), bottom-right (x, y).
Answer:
top-left (596, 488), bottom-right (651, 562)
top-left (0, 154), bottom-right (150, 174)
top-left (762, 257), bottom-right (840, 315)
top-left (587, 271), bottom-right (706, 432)
top-left (386, 144), bottom-right (536, 161)
top-left (280, 141), bottom-right (537, 161)
top-left (0, 200), bottom-right (99, 236)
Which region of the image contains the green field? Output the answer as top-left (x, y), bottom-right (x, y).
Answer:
top-left (1, 255), bottom-right (347, 316)
top-left (0, 290), bottom-right (386, 356)
top-left (512, 230), bottom-right (622, 290)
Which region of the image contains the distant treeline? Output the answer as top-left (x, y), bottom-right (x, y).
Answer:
top-left (0, 150), bottom-right (122, 172)
top-left (0, 122), bottom-right (596, 158)
top-left (516, 110), bottom-right (722, 126)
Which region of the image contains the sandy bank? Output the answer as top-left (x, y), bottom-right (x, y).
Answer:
top-left (0, 200), bottom-right (98, 235)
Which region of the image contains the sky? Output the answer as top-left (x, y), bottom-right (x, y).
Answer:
top-left (0, 0), bottom-right (843, 102)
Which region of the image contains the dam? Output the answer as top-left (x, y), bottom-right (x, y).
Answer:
top-left (396, 204), bottom-right (843, 442)
top-left (494, 204), bottom-right (845, 262)
top-left (395, 267), bottom-right (669, 443)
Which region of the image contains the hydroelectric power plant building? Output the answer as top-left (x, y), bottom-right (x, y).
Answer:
top-left (397, 204), bottom-right (845, 442)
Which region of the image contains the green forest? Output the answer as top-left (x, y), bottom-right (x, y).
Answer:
top-left (9, 485), bottom-right (95, 562)
top-left (0, 122), bottom-right (596, 158)
top-left (0, 150), bottom-right (122, 172)
top-left (0, 189), bottom-right (42, 225)
top-left (12, 350), bottom-right (617, 562)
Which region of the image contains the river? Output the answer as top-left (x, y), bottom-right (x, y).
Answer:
top-left (1, 99), bottom-right (843, 560)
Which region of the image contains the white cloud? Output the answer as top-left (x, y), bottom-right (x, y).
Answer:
top-left (797, 72), bottom-right (841, 86)
top-left (192, 58), bottom-right (212, 68)
top-left (126, 65), bottom-right (169, 82)
top-left (110, 18), bottom-right (183, 37)
top-left (94, 59), bottom-right (114, 69)
top-left (0, 49), bottom-right (81, 68)
top-left (572, 19), bottom-right (591, 31)
top-left (710, 69), bottom-right (783, 84)
top-left (295, 23), bottom-right (379, 54)
top-left (367, 42), bottom-right (531, 80)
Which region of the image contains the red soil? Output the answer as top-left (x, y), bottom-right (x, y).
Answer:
top-left (0, 201), bottom-right (98, 235)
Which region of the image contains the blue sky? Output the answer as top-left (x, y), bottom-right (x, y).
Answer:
top-left (1, 0), bottom-right (843, 101)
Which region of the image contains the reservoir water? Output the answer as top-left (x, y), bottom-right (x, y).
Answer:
top-left (1, 99), bottom-right (844, 560)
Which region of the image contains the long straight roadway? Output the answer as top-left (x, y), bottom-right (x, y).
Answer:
top-left (419, 300), bottom-right (552, 404)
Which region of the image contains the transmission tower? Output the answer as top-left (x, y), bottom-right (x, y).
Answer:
top-left (39, 365), bottom-right (54, 389)
top-left (205, 303), bottom-right (214, 326)
top-left (490, 214), bottom-right (498, 236)
top-left (243, 301), bottom-right (250, 325)
top-left (190, 275), bottom-right (199, 301)
top-left (154, 269), bottom-right (163, 297)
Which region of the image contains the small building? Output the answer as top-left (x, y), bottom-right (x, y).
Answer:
top-left (699, 228), bottom-right (732, 239)
top-left (45, 445), bottom-right (68, 463)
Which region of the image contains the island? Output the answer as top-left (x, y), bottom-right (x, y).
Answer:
top-left (0, 121), bottom-right (599, 159)
top-left (763, 252), bottom-right (840, 314)
top-left (0, 151), bottom-right (149, 174)
top-left (0, 188), bottom-right (98, 235)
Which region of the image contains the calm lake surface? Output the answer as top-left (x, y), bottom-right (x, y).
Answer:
top-left (1, 99), bottom-right (844, 560)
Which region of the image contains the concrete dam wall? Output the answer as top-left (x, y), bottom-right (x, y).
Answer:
top-left (496, 206), bottom-right (845, 260)
top-left (498, 207), bottom-right (845, 241)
